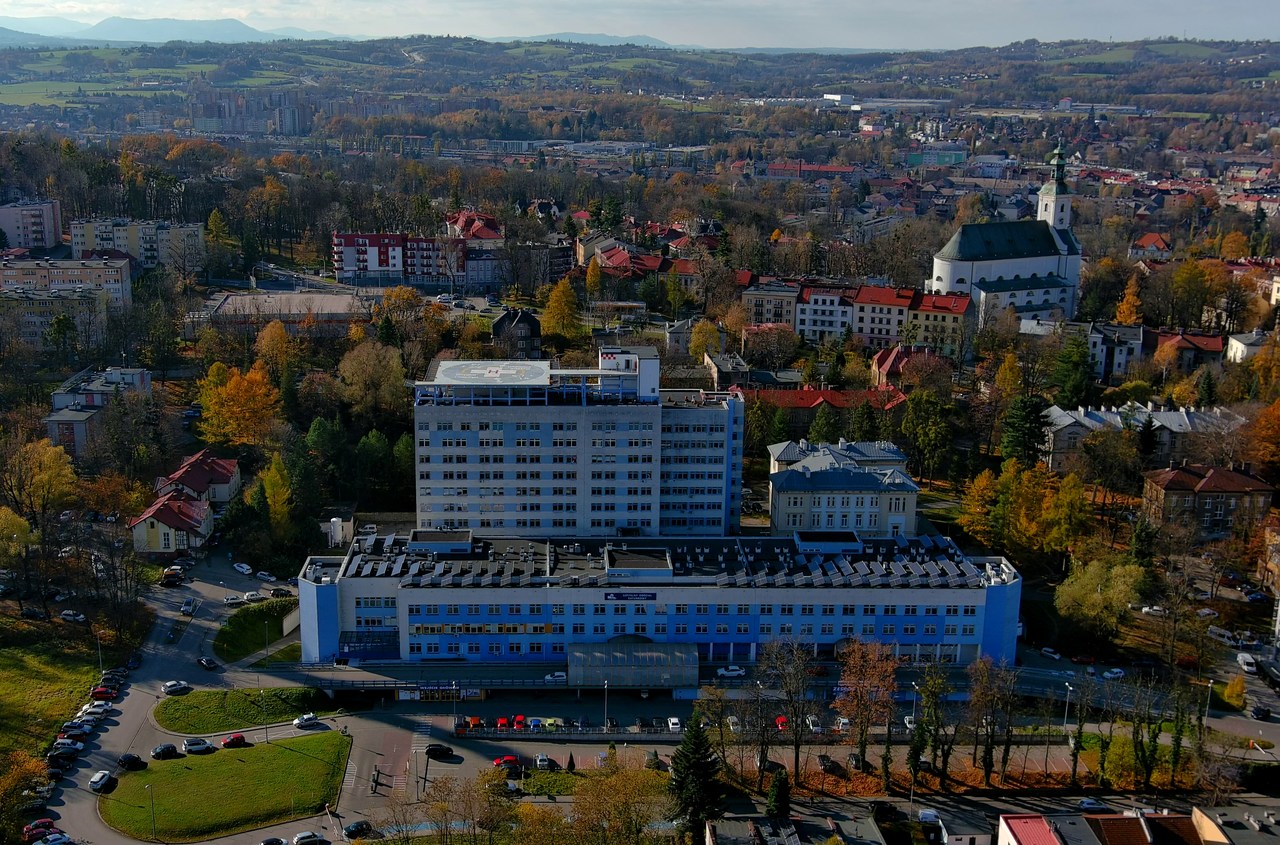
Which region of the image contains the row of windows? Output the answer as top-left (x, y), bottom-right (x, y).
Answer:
top-left (395, 601), bottom-right (980, 618)
top-left (393, 621), bottom-right (979, 638)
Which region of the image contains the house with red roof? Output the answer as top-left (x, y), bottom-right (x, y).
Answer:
top-left (870, 344), bottom-right (949, 388)
top-left (1148, 329), bottom-right (1225, 372)
top-left (1143, 461), bottom-right (1274, 541)
top-left (128, 491), bottom-right (213, 557)
top-left (1128, 232), bottom-right (1173, 261)
top-left (733, 386), bottom-right (906, 439)
top-left (446, 210), bottom-right (503, 243)
top-left (852, 286), bottom-right (917, 349)
top-left (907, 292), bottom-right (972, 359)
top-left (156, 449), bottom-right (242, 505)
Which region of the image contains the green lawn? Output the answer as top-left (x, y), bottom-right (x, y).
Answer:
top-left (252, 641), bottom-right (302, 667)
top-left (99, 731), bottom-right (351, 841)
top-left (152, 686), bottom-right (337, 734)
top-left (212, 598), bottom-right (298, 663)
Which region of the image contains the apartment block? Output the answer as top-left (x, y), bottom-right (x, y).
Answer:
top-left (0, 200), bottom-right (61, 250)
top-left (412, 346), bottom-right (742, 538)
top-left (70, 219), bottom-right (204, 270)
top-left (0, 257), bottom-right (132, 309)
top-left (0, 288), bottom-right (106, 352)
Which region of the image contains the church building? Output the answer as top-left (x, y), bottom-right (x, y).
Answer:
top-left (928, 146), bottom-right (1083, 327)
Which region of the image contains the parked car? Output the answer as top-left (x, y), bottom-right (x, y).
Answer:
top-left (716, 665), bottom-right (746, 678)
top-left (1040, 647), bottom-right (1062, 660)
top-left (223, 595), bottom-right (246, 608)
top-left (493, 755), bottom-right (519, 767)
top-left (255, 571), bottom-right (275, 582)
top-left (293, 713), bottom-right (320, 729)
top-left (343, 821), bottom-right (375, 839)
top-left (1102, 668), bottom-right (1126, 680)
top-left (222, 733), bottom-right (248, 748)
top-left (424, 743), bottom-right (453, 759)
top-left (667, 716), bottom-right (682, 732)
top-left (59, 610), bottom-right (86, 623)
top-left (181, 598), bottom-right (196, 615)
top-left (50, 739), bottom-right (83, 753)
top-left (117, 753), bottom-right (144, 770)
top-left (535, 753), bottom-right (551, 770)
top-left (20, 608), bottom-right (50, 621)
top-left (817, 754), bottom-right (838, 774)
top-left (775, 715), bottom-right (789, 731)
top-left (182, 738), bottom-right (213, 753)
top-left (1070, 654), bottom-right (1096, 665)
top-left (271, 588), bottom-right (293, 598)
top-left (151, 743), bottom-right (178, 760)
top-left (725, 715), bottom-right (741, 733)
top-left (292, 832), bottom-right (324, 845)
top-left (543, 671), bottom-right (567, 682)
top-left (233, 562), bottom-right (253, 575)
top-left (805, 715), bottom-right (823, 734)
top-left (197, 657), bottom-right (218, 671)
top-left (89, 770), bottom-right (113, 792)
top-left (1196, 608), bottom-right (1220, 619)
top-left (162, 680), bottom-right (191, 695)
top-left (1140, 606), bottom-right (1167, 617)
top-left (57, 729), bottom-right (90, 741)
top-left (1078, 798), bottom-right (1110, 811)
top-left (1252, 705), bottom-right (1272, 721)
top-left (244, 591), bottom-right (267, 603)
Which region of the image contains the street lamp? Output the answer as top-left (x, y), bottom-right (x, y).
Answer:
top-left (219, 580), bottom-right (227, 601)
top-left (603, 679), bottom-right (609, 729)
top-left (91, 626), bottom-right (104, 674)
top-left (1063, 683), bottom-right (1073, 730)
top-left (452, 680), bottom-right (458, 723)
top-left (145, 783), bottom-right (156, 841)
top-left (1205, 680), bottom-right (1215, 724)
top-left (911, 681), bottom-right (920, 722)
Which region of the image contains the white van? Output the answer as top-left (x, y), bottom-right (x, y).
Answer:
top-left (1238, 652), bottom-right (1258, 674)
top-left (1207, 625), bottom-right (1238, 646)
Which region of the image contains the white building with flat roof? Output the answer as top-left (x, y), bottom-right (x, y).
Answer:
top-left (412, 347), bottom-right (743, 538)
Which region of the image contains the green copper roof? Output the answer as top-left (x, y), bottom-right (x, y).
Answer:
top-left (936, 220), bottom-right (1066, 262)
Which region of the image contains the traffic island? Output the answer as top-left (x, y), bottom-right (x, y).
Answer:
top-left (98, 731), bottom-right (351, 842)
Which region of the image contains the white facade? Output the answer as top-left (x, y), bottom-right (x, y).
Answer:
top-left (0, 200), bottom-right (61, 250)
top-left (796, 291), bottom-right (855, 342)
top-left (1226, 328), bottom-right (1275, 363)
top-left (413, 348), bottom-right (742, 538)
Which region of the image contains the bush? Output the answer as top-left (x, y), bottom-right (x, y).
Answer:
top-left (1223, 675), bottom-right (1247, 709)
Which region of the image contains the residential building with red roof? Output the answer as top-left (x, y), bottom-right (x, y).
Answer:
top-left (870, 344), bottom-right (949, 388)
top-left (445, 210), bottom-right (503, 242)
top-left (998, 815), bottom-right (1064, 845)
top-left (852, 285), bottom-right (916, 348)
top-left (127, 491), bottom-right (213, 557)
top-left (1143, 461), bottom-right (1274, 541)
top-left (907, 292), bottom-right (972, 358)
top-left (1128, 232), bottom-right (1173, 261)
top-left (733, 386), bottom-right (906, 440)
top-left (155, 449), bottom-right (242, 505)
top-left (795, 288), bottom-right (856, 342)
top-left (1148, 329), bottom-right (1225, 372)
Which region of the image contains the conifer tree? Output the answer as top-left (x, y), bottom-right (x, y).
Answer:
top-left (765, 769), bottom-right (791, 818)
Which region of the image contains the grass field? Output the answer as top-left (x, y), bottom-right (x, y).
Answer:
top-left (152, 686), bottom-right (338, 734)
top-left (99, 731), bottom-right (351, 841)
top-left (252, 641), bottom-right (302, 667)
top-left (212, 598), bottom-right (298, 663)
top-left (0, 608), bottom-right (151, 757)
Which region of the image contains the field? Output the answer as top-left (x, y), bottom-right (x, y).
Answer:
top-left (99, 731), bottom-right (351, 841)
top-left (152, 686), bottom-right (337, 734)
top-left (0, 608), bottom-right (150, 757)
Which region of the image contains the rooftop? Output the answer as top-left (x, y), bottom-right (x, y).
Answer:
top-left (936, 220), bottom-right (1078, 262)
top-left (301, 530), bottom-right (1017, 592)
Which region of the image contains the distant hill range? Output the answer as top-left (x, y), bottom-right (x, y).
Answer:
top-left (0, 15), bottom-right (349, 44)
top-left (488, 32), bottom-right (693, 49)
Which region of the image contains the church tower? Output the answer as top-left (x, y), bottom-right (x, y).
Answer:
top-left (1037, 143), bottom-right (1072, 229)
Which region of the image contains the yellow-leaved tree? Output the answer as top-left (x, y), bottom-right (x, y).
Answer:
top-left (543, 277), bottom-right (581, 336)
top-left (260, 452), bottom-right (293, 538)
top-left (197, 361), bottom-right (281, 449)
top-left (1114, 275), bottom-right (1143, 325)
top-left (687, 320), bottom-right (721, 361)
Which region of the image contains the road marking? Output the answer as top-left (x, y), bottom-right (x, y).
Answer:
top-left (342, 759), bottom-right (357, 789)
top-left (410, 719), bottom-right (433, 751)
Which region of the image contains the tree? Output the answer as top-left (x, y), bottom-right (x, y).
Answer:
top-left (1000, 396), bottom-right (1047, 466)
top-left (1054, 549), bottom-right (1144, 639)
top-left (254, 320), bottom-right (295, 384)
top-left (543, 277), bottom-right (581, 336)
top-left (1245, 397), bottom-right (1280, 479)
top-left (668, 718), bottom-right (725, 837)
top-left (688, 320), bottom-right (721, 362)
top-left (743, 324), bottom-right (801, 370)
top-left (197, 361), bottom-right (282, 449)
top-left (260, 452), bottom-right (293, 538)
top-left (1041, 473), bottom-right (1093, 558)
top-left (899, 389), bottom-right (951, 483)
top-left (994, 352), bottom-right (1024, 397)
top-left (1052, 334), bottom-right (1094, 409)
top-left (848, 401), bottom-right (880, 441)
top-left (957, 469), bottom-right (999, 548)
top-left (765, 769), bottom-right (790, 818)
top-left (834, 640), bottom-right (898, 779)
top-left (338, 341), bottom-right (407, 430)
top-left (807, 403), bottom-right (842, 444)
top-left (758, 640), bottom-right (819, 778)
top-left (1115, 275), bottom-right (1143, 325)
top-left (585, 256), bottom-right (602, 306)
top-left (1220, 230), bottom-right (1250, 261)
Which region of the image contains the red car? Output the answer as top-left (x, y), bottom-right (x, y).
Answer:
top-left (90, 687), bottom-right (117, 701)
top-left (23, 822), bottom-right (56, 836)
top-left (1071, 654), bottom-right (1096, 665)
top-left (512, 714), bottom-right (527, 731)
top-left (775, 715), bottom-right (789, 731)
top-left (495, 716), bottom-right (509, 732)
top-left (221, 733), bottom-right (247, 748)
top-left (493, 755), bottom-right (519, 767)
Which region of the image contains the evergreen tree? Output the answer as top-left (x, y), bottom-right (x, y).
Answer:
top-left (1136, 415), bottom-right (1158, 464)
top-left (1130, 515), bottom-right (1157, 567)
top-left (1196, 368), bottom-right (1218, 405)
top-left (1000, 396), bottom-right (1047, 466)
top-left (807, 404), bottom-right (842, 444)
top-left (1052, 334), bottom-right (1093, 409)
top-left (376, 314), bottom-right (399, 347)
top-left (768, 406), bottom-right (791, 444)
top-left (745, 399), bottom-right (772, 454)
top-left (848, 401), bottom-right (880, 441)
top-left (765, 769), bottom-right (791, 818)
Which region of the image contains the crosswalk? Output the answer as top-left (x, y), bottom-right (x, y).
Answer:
top-left (342, 758), bottom-right (357, 789)
top-left (409, 717), bottom-right (434, 751)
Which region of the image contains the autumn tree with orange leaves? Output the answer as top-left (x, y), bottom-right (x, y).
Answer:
top-left (197, 361), bottom-right (282, 449)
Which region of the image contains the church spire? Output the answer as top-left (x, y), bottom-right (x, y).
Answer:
top-left (1037, 142), bottom-right (1072, 229)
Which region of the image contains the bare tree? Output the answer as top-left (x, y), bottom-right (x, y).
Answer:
top-left (374, 789), bottom-right (423, 845)
top-left (834, 640), bottom-right (898, 778)
top-left (694, 685), bottom-right (733, 768)
top-left (758, 640), bottom-right (820, 779)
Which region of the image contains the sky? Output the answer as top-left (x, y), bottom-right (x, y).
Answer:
top-left (5, 0), bottom-right (1279, 49)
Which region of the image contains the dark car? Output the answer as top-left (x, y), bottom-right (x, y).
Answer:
top-left (16, 799), bottom-right (47, 814)
top-left (126, 653), bottom-right (141, 669)
top-left (197, 657), bottom-right (218, 671)
top-left (151, 743), bottom-right (178, 760)
top-left (45, 748), bottom-right (77, 762)
top-left (270, 588), bottom-right (292, 598)
top-left (343, 821), bottom-right (377, 839)
top-left (817, 754), bottom-right (838, 774)
top-left (117, 753), bottom-right (144, 770)
top-left (1252, 705), bottom-right (1272, 721)
top-left (424, 744), bottom-right (453, 760)
top-left (20, 608), bottom-right (50, 621)
top-left (261, 839), bottom-right (287, 845)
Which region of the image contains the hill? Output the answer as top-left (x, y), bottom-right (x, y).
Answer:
top-left (488, 32), bottom-right (691, 49)
top-left (0, 15), bottom-right (88, 36)
top-left (0, 25), bottom-right (82, 48)
top-left (75, 17), bottom-right (277, 43)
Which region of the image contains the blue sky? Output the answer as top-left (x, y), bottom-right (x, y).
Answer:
top-left (5, 0), bottom-right (1278, 48)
